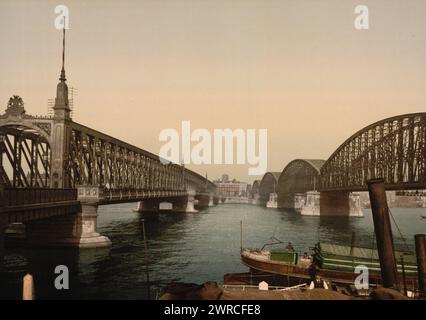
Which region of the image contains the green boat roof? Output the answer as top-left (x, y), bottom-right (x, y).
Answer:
top-left (270, 248), bottom-right (296, 253)
top-left (317, 243), bottom-right (416, 264)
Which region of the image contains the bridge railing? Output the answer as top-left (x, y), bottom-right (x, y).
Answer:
top-left (99, 188), bottom-right (188, 203)
top-left (0, 188), bottom-right (78, 206)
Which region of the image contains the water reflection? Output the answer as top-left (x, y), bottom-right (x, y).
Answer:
top-left (0, 203), bottom-right (424, 299)
top-left (0, 247), bottom-right (111, 299)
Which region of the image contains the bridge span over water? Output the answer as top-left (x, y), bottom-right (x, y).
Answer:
top-left (252, 113), bottom-right (426, 216)
top-left (0, 58), bottom-right (216, 251)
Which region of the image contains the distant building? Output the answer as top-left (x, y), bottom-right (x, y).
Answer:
top-left (246, 184), bottom-right (252, 195)
top-left (214, 175), bottom-right (248, 197)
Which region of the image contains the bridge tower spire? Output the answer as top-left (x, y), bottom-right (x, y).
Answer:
top-left (53, 17), bottom-right (71, 120)
top-left (51, 18), bottom-right (72, 188)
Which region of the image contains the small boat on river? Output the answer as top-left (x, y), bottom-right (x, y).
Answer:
top-left (236, 242), bottom-right (419, 290)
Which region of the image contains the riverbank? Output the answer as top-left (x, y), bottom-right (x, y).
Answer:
top-left (159, 281), bottom-right (411, 300)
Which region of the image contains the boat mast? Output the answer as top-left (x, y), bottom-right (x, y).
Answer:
top-left (240, 220), bottom-right (243, 253)
top-left (349, 231), bottom-right (355, 257)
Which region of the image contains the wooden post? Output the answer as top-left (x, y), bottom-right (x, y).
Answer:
top-left (367, 178), bottom-right (399, 290)
top-left (142, 219), bottom-right (151, 300)
top-left (0, 229), bottom-right (4, 274)
top-left (400, 255), bottom-right (408, 296)
top-left (414, 234), bottom-right (426, 297)
top-left (349, 231), bottom-right (356, 257)
top-left (240, 220), bottom-right (243, 253)
top-left (22, 273), bottom-right (34, 300)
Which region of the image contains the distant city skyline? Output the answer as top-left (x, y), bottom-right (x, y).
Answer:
top-left (213, 173), bottom-right (248, 183)
top-left (1, 0), bottom-right (426, 183)
top-left (213, 174), bottom-right (249, 197)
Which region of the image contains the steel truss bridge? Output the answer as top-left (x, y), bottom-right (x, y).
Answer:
top-left (0, 96), bottom-right (215, 201)
top-left (0, 76), bottom-right (216, 248)
top-left (253, 113), bottom-right (426, 212)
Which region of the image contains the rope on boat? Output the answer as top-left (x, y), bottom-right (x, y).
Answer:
top-left (388, 208), bottom-right (412, 253)
top-left (370, 229), bottom-right (376, 264)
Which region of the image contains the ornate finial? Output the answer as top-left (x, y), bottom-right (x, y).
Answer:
top-left (5, 95), bottom-right (26, 116)
top-left (54, 16), bottom-right (70, 119)
top-left (59, 16), bottom-right (66, 82)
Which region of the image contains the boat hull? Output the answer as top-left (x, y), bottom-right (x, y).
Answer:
top-left (224, 271), bottom-right (310, 287)
top-left (241, 252), bottom-right (419, 289)
top-left (241, 253), bottom-right (311, 280)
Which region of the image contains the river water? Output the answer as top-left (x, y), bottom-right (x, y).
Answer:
top-left (1, 203), bottom-right (425, 299)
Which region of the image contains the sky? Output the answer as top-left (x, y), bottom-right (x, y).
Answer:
top-left (1, 0), bottom-right (426, 183)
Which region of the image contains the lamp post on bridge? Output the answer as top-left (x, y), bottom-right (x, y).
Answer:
top-left (43, 153), bottom-right (49, 187)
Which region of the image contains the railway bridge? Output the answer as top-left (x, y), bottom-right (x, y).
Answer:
top-left (252, 113), bottom-right (426, 216)
top-left (0, 40), bottom-right (216, 253)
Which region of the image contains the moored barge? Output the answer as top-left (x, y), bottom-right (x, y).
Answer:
top-left (236, 242), bottom-right (419, 290)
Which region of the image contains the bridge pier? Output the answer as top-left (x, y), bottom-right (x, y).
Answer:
top-left (266, 193), bottom-right (278, 208)
top-left (135, 196), bottom-right (201, 213)
top-left (251, 195), bottom-right (260, 205)
top-left (173, 194), bottom-right (197, 213)
top-left (319, 191), bottom-right (363, 216)
top-left (320, 191), bottom-right (349, 216)
top-left (26, 203), bottom-right (111, 248)
top-left (208, 195), bottom-right (215, 207)
top-left (291, 190), bottom-right (363, 216)
top-left (349, 193), bottom-right (363, 216)
top-left (300, 191), bottom-right (321, 216)
top-left (73, 203), bottom-right (112, 247)
top-left (195, 194), bottom-right (210, 209)
top-left (213, 196), bottom-right (219, 205)
top-left (294, 193), bottom-right (306, 211)
top-left (135, 200), bottom-right (160, 212)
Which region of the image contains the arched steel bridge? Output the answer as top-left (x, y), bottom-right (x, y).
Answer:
top-left (258, 172), bottom-right (281, 206)
top-left (252, 113), bottom-right (426, 210)
top-left (277, 159), bottom-right (324, 209)
top-left (320, 113), bottom-right (426, 191)
top-left (0, 96), bottom-right (216, 204)
top-left (0, 72), bottom-right (216, 248)
top-left (0, 28), bottom-right (218, 248)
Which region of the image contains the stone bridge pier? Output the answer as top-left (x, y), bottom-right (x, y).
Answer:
top-left (300, 191), bottom-right (321, 216)
top-left (213, 196), bottom-right (220, 205)
top-left (251, 194), bottom-right (260, 205)
top-left (135, 199), bottom-right (161, 212)
top-left (173, 193), bottom-right (198, 213)
top-left (26, 205), bottom-right (111, 248)
top-left (319, 191), bottom-right (363, 216)
top-left (292, 190), bottom-right (363, 216)
top-left (195, 194), bottom-right (216, 209)
top-left (25, 186), bottom-right (111, 248)
top-left (135, 191), bottom-right (199, 213)
top-left (195, 194), bottom-right (208, 209)
top-left (294, 193), bottom-right (306, 211)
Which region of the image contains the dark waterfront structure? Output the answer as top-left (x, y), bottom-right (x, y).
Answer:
top-left (367, 178), bottom-right (400, 290)
top-left (415, 234), bottom-right (426, 297)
